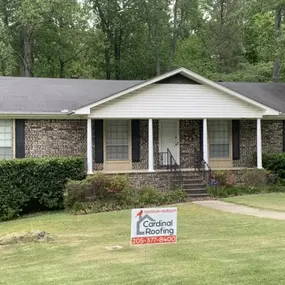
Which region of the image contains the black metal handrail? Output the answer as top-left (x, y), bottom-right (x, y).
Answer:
top-left (156, 149), bottom-right (183, 189)
top-left (193, 148), bottom-right (220, 188)
top-left (167, 148), bottom-right (183, 189)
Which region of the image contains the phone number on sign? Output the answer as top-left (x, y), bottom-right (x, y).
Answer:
top-left (131, 235), bottom-right (176, 245)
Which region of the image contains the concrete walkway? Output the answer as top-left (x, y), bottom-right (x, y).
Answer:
top-left (193, 200), bottom-right (285, 220)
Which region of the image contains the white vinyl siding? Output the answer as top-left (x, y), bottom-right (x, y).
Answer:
top-left (0, 120), bottom-right (13, 159)
top-left (105, 120), bottom-right (129, 160)
top-left (90, 84), bottom-right (264, 119)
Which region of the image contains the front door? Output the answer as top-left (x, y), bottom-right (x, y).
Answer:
top-left (159, 120), bottom-right (180, 165)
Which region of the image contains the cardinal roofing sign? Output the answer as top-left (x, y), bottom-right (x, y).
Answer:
top-left (131, 207), bottom-right (177, 245)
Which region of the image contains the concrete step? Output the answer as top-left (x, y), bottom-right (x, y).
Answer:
top-left (187, 193), bottom-right (209, 198)
top-left (183, 179), bottom-right (206, 185)
top-left (184, 188), bottom-right (207, 195)
top-left (183, 183), bottom-right (207, 190)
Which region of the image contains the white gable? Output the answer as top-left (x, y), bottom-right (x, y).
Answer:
top-left (89, 84), bottom-right (268, 119)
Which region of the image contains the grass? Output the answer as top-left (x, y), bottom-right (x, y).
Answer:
top-left (223, 193), bottom-right (285, 212)
top-left (2, 203), bottom-right (285, 284)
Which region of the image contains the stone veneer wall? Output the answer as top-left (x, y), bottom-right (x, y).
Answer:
top-left (233, 120), bottom-right (284, 168)
top-left (24, 119), bottom-right (284, 170)
top-left (180, 120), bottom-right (201, 168)
top-left (233, 120), bottom-right (257, 168)
top-left (25, 119), bottom-right (87, 157)
top-left (262, 120), bottom-right (283, 153)
top-left (107, 169), bottom-right (257, 191)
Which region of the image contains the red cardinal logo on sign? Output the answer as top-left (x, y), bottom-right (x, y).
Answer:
top-left (136, 210), bottom-right (143, 217)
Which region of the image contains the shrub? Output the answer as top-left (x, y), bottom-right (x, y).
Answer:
top-left (64, 174), bottom-right (188, 215)
top-left (263, 153), bottom-right (285, 178)
top-left (0, 157), bottom-right (85, 221)
top-left (213, 170), bottom-right (236, 187)
top-left (64, 173), bottom-right (129, 208)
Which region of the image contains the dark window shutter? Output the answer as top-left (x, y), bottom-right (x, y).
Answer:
top-left (232, 120), bottom-right (240, 160)
top-left (283, 121), bottom-right (285, 152)
top-left (15, 119), bottom-right (25, 158)
top-left (132, 120), bottom-right (140, 162)
top-left (94, 120), bottom-right (104, 163)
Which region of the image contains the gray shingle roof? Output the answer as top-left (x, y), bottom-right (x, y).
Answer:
top-left (220, 82), bottom-right (285, 113)
top-left (0, 77), bottom-right (143, 114)
top-left (1, 76), bottom-right (285, 114)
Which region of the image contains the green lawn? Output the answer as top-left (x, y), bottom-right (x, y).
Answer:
top-left (223, 193), bottom-right (285, 212)
top-left (2, 203), bottom-right (285, 284)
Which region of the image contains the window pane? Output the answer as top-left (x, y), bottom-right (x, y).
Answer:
top-left (106, 146), bottom-right (128, 160)
top-left (209, 120), bottom-right (230, 158)
top-left (0, 120), bottom-right (13, 158)
top-left (106, 120), bottom-right (129, 161)
top-left (0, 147), bottom-right (13, 159)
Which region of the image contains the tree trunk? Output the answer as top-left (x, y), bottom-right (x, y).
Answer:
top-left (114, 29), bottom-right (121, 80)
top-left (20, 26), bottom-right (33, 77)
top-left (170, 0), bottom-right (179, 68)
top-left (2, 0), bottom-right (9, 26)
top-left (59, 59), bottom-right (65, 78)
top-left (272, 5), bottom-right (283, 82)
top-left (105, 46), bottom-right (111, 80)
top-left (156, 56), bottom-right (160, 76)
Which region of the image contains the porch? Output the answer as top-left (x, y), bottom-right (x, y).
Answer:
top-left (86, 118), bottom-right (263, 174)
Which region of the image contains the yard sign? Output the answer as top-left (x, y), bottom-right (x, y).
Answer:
top-left (131, 207), bottom-right (177, 245)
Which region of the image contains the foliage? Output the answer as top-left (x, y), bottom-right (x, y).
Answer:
top-left (0, 0), bottom-right (285, 81)
top-left (64, 173), bottom-right (187, 214)
top-left (0, 157), bottom-right (85, 221)
top-left (263, 153), bottom-right (285, 178)
top-left (209, 168), bottom-right (273, 197)
top-left (208, 184), bottom-right (285, 198)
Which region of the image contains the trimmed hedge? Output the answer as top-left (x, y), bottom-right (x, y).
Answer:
top-left (64, 173), bottom-right (187, 214)
top-left (0, 157), bottom-right (86, 221)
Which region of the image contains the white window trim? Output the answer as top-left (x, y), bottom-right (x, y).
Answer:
top-left (0, 119), bottom-right (14, 160)
top-left (13, 119), bottom-right (16, 159)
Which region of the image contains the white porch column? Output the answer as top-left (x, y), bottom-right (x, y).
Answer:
top-left (148, 118), bottom-right (154, 172)
top-left (257, 118), bottom-right (263, 169)
top-left (87, 118), bottom-right (93, 174)
top-left (203, 119), bottom-right (209, 169)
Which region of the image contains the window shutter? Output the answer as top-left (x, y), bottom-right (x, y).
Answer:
top-left (232, 120), bottom-right (240, 160)
top-left (132, 120), bottom-right (140, 162)
top-left (15, 119), bottom-right (25, 158)
top-left (283, 121), bottom-right (285, 152)
top-left (94, 120), bottom-right (104, 163)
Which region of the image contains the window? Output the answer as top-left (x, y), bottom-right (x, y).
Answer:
top-left (209, 120), bottom-right (230, 158)
top-left (0, 120), bottom-right (13, 159)
top-left (106, 120), bottom-right (129, 161)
